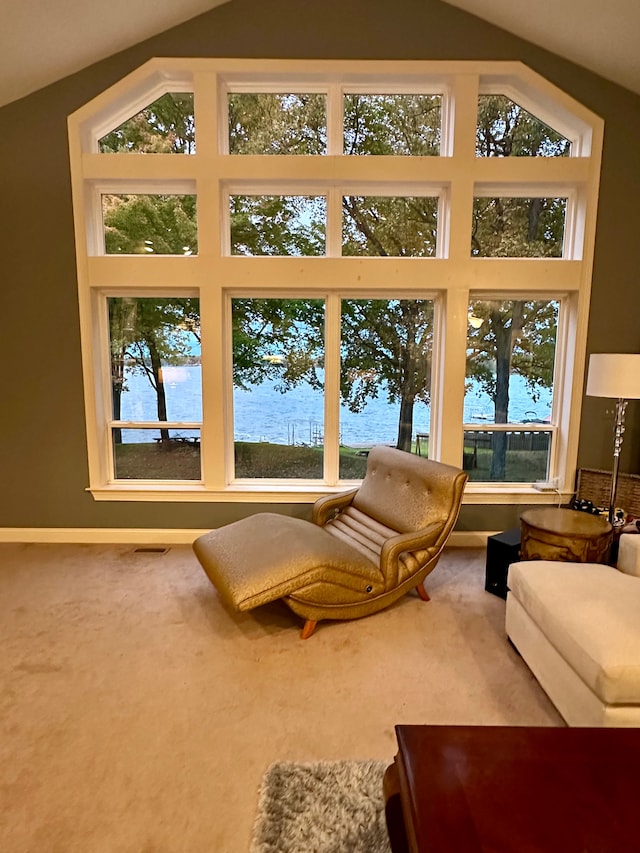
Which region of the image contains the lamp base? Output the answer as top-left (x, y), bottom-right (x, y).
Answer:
top-left (608, 398), bottom-right (628, 524)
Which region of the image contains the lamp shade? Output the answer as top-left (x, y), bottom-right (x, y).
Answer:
top-left (586, 353), bottom-right (640, 399)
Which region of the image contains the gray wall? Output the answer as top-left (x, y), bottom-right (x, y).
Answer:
top-left (1, 0), bottom-right (639, 532)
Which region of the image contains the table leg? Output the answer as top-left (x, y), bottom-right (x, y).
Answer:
top-left (383, 761), bottom-right (410, 853)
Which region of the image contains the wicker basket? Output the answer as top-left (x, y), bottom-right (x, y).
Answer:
top-left (575, 468), bottom-right (640, 518)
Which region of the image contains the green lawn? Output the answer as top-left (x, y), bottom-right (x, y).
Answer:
top-left (464, 448), bottom-right (549, 482)
top-left (112, 440), bottom-right (370, 480)
top-left (235, 442), bottom-right (369, 479)
top-left (114, 441), bottom-right (201, 480)
top-left (113, 438), bottom-right (547, 482)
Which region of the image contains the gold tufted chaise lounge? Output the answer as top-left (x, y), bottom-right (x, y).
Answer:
top-left (193, 446), bottom-right (467, 637)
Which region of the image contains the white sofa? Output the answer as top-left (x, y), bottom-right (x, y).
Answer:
top-left (506, 534), bottom-right (640, 726)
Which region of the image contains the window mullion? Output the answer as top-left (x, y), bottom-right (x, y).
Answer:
top-left (323, 293), bottom-right (342, 485)
top-left (548, 293), bottom-right (575, 491)
top-left (327, 83), bottom-right (343, 156)
top-left (194, 70), bottom-right (223, 263)
top-left (326, 186), bottom-right (342, 258)
top-left (96, 290), bottom-right (116, 485)
top-left (201, 288), bottom-right (229, 488)
top-left (447, 74), bottom-right (479, 263)
top-left (432, 289), bottom-right (467, 466)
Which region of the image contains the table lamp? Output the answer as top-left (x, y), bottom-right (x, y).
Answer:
top-left (586, 352), bottom-right (640, 524)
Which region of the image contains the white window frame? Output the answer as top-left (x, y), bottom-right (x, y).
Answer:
top-left (68, 58), bottom-right (603, 504)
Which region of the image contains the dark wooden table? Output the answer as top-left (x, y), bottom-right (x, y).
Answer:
top-left (384, 725), bottom-right (640, 852)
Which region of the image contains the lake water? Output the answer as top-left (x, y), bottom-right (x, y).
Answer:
top-left (118, 364), bottom-right (552, 444)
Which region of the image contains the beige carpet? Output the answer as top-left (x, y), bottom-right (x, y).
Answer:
top-left (0, 543), bottom-right (561, 852)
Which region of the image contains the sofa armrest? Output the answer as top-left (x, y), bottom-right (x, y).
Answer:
top-left (312, 489), bottom-right (358, 526)
top-left (618, 534), bottom-right (640, 577)
top-left (380, 522), bottom-right (443, 585)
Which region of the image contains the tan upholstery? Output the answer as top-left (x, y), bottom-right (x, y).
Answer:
top-left (193, 446), bottom-right (467, 636)
top-left (506, 559), bottom-right (640, 726)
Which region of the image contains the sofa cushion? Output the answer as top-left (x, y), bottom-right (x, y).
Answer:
top-left (618, 534), bottom-right (640, 577)
top-left (508, 560), bottom-right (640, 704)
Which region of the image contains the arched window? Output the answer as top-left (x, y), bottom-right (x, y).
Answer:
top-left (68, 59), bottom-right (603, 502)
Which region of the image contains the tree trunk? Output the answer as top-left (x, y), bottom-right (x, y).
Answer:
top-left (527, 198), bottom-right (543, 242)
top-left (489, 302), bottom-right (524, 480)
top-left (111, 370), bottom-right (123, 444)
top-left (111, 348), bottom-right (124, 444)
top-left (149, 343), bottom-right (170, 445)
top-left (490, 348), bottom-right (510, 480)
top-left (395, 301), bottom-right (420, 454)
top-left (112, 385), bottom-right (122, 444)
top-left (489, 312), bottom-right (512, 481)
top-left (397, 392), bottom-right (415, 453)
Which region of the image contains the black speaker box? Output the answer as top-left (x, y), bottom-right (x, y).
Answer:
top-left (485, 527), bottom-right (521, 599)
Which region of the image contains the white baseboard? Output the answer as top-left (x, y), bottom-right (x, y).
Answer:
top-left (0, 528), bottom-right (496, 546)
top-left (0, 528), bottom-right (210, 545)
top-left (449, 530), bottom-right (498, 548)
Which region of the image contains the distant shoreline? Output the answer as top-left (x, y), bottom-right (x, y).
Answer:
top-left (117, 365), bottom-right (553, 444)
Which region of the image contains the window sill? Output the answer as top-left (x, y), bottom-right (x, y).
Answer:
top-left (88, 483), bottom-right (571, 504)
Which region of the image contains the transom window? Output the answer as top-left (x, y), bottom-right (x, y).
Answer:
top-left (68, 59), bottom-right (603, 502)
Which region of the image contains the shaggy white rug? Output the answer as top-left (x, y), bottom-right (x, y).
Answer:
top-left (250, 760), bottom-right (392, 853)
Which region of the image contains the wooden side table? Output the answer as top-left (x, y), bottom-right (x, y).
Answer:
top-left (520, 507), bottom-right (612, 563)
top-left (383, 725), bottom-right (640, 853)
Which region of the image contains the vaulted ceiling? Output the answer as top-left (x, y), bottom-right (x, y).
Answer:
top-left (442, 0), bottom-right (640, 97)
top-left (1, 0), bottom-right (638, 108)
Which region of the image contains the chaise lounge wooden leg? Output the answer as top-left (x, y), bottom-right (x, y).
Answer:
top-left (301, 619), bottom-right (317, 639)
top-left (416, 582), bottom-right (430, 602)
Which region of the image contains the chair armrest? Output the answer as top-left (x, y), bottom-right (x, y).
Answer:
top-left (312, 489), bottom-right (358, 526)
top-left (380, 522), bottom-right (443, 584)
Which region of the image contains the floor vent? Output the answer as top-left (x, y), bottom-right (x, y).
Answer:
top-left (132, 547), bottom-right (169, 555)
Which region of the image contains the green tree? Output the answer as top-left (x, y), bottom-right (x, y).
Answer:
top-left (465, 96), bottom-right (566, 478)
top-left (337, 96), bottom-right (440, 451)
top-left (343, 93), bottom-right (441, 156)
top-left (230, 194), bottom-right (325, 256)
top-left (476, 95), bottom-right (570, 158)
top-left (100, 94), bottom-right (198, 257)
top-left (471, 196), bottom-right (566, 258)
top-left (228, 93), bottom-right (326, 155)
top-left (232, 298), bottom-right (324, 393)
top-left (103, 193), bottom-right (197, 255)
top-left (228, 95), bottom-right (438, 452)
top-left (342, 195), bottom-right (437, 257)
top-left (109, 298), bottom-right (200, 446)
top-left (466, 300), bottom-right (558, 479)
top-left (341, 300), bottom-right (434, 452)
top-left (105, 89), bottom-right (566, 472)
top-left (99, 93), bottom-right (195, 154)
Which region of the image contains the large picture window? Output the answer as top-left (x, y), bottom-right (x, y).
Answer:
top-left (68, 59), bottom-right (603, 502)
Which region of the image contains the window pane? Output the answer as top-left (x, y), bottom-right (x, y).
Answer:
top-left (102, 195), bottom-right (197, 255)
top-left (109, 295), bottom-right (201, 463)
top-left (339, 298), bottom-right (433, 478)
top-left (232, 298), bottom-right (325, 479)
top-left (112, 428), bottom-right (201, 480)
top-left (342, 196), bottom-right (438, 257)
top-left (98, 93), bottom-right (195, 154)
top-left (230, 195), bottom-right (326, 256)
top-left (465, 298), bottom-right (558, 482)
top-left (228, 93), bottom-right (326, 154)
top-left (462, 430), bottom-right (550, 482)
top-left (472, 197), bottom-right (566, 257)
top-left (344, 94), bottom-right (441, 155)
top-left (476, 95), bottom-right (571, 157)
